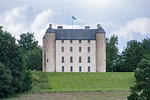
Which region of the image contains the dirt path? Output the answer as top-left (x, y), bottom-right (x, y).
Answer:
top-left (7, 91), bottom-right (130, 100)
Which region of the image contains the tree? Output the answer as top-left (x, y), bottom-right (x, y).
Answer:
top-left (117, 40), bottom-right (142, 72)
top-left (141, 37), bottom-right (150, 57)
top-left (18, 32), bottom-right (38, 54)
top-left (0, 27), bottom-right (32, 98)
top-left (24, 46), bottom-right (42, 70)
top-left (18, 32), bottom-right (42, 71)
top-left (106, 35), bottom-right (118, 72)
top-left (127, 55), bottom-right (150, 100)
top-left (0, 63), bottom-right (13, 98)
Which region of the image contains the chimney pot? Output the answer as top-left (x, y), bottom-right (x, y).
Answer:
top-left (49, 24), bottom-right (52, 28)
top-left (97, 24), bottom-right (101, 29)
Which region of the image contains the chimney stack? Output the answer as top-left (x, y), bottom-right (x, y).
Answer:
top-left (57, 26), bottom-right (63, 29)
top-left (85, 26), bottom-right (90, 29)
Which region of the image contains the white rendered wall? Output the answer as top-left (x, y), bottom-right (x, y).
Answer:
top-left (44, 33), bottom-right (56, 72)
top-left (56, 40), bottom-right (96, 72)
top-left (96, 33), bottom-right (106, 72)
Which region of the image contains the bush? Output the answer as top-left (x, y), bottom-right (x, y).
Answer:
top-left (0, 63), bottom-right (13, 98)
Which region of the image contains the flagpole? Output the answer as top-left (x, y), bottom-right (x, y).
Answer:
top-left (72, 16), bottom-right (73, 29)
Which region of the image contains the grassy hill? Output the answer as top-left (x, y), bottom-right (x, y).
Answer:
top-left (31, 72), bottom-right (134, 93)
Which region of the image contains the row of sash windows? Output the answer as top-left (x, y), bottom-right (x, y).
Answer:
top-left (62, 56), bottom-right (90, 63)
top-left (61, 47), bottom-right (90, 52)
top-left (62, 66), bottom-right (90, 72)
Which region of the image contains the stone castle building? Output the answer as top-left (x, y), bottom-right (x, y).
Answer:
top-left (42, 24), bottom-right (106, 72)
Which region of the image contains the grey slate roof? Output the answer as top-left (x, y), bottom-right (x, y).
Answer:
top-left (45, 26), bottom-right (105, 40)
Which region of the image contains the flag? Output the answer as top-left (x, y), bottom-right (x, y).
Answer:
top-left (72, 16), bottom-right (76, 20)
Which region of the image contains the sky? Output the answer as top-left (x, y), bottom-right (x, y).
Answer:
top-left (0, 0), bottom-right (150, 52)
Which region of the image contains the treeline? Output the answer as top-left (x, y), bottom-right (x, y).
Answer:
top-left (0, 26), bottom-right (42, 98)
top-left (106, 35), bottom-right (150, 72)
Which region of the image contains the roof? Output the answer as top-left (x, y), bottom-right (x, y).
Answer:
top-left (44, 25), bottom-right (105, 40)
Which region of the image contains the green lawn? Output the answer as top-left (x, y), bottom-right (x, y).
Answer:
top-left (31, 72), bottom-right (134, 93)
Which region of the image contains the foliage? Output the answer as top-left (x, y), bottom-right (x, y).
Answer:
top-left (31, 71), bottom-right (49, 93)
top-left (106, 35), bottom-right (118, 72)
top-left (0, 63), bottom-right (13, 98)
top-left (24, 46), bottom-right (42, 71)
top-left (18, 32), bottom-right (42, 71)
top-left (18, 32), bottom-right (38, 53)
top-left (22, 70), bottom-right (33, 92)
top-left (127, 55), bottom-right (150, 100)
top-left (0, 27), bottom-right (32, 98)
top-left (117, 40), bottom-right (142, 72)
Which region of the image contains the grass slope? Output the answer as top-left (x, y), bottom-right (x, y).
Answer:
top-left (31, 72), bottom-right (134, 92)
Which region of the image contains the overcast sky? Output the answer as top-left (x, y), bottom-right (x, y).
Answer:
top-left (0, 0), bottom-right (150, 52)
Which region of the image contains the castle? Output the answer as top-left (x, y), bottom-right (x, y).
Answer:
top-left (42, 24), bottom-right (106, 72)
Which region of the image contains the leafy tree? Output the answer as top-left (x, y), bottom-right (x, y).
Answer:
top-left (127, 55), bottom-right (150, 100)
top-left (106, 35), bottom-right (118, 72)
top-left (0, 63), bottom-right (13, 98)
top-left (24, 46), bottom-right (42, 71)
top-left (117, 40), bottom-right (142, 72)
top-left (141, 37), bottom-right (150, 57)
top-left (18, 32), bottom-right (42, 71)
top-left (18, 32), bottom-right (38, 54)
top-left (0, 27), bottom-right (32, 98)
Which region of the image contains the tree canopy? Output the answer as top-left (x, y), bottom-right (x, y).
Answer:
top-left (0, 27), bottom-right (32, 98)
top-left (106, 34), bottom-right (118, 72)
top-left (127, 55), bottom-right (150, 100)
top-left (18, 32), bottom-right (42, 71)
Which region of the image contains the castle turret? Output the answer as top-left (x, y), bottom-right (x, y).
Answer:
top-left (96, 24), bottom-right (106, 72)
top-left (43, 24), bottom-right (56, 72)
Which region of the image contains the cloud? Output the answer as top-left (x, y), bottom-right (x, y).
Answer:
top-left (0, 5), bottom-right (85, 45)
top-left (113, 17), bottom-right (150, 39)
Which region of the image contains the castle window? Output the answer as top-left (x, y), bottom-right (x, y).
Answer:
top-left (62, 47), bottom-right (64, 52)
top-left (79, 66), bottom-right (82, 72)
top-left (79, 40), bottom-right (81, 43)
top-left (88, 66), bottom-right (90, 72)
top-left (62, 66), bottom-right (64, 72)
top-left (47, 59), bottom-right (49, 62)
top-left (79, 47), bottom-right (81, 52)
top-left (70, 66), bottom-right (73, 72)
top-left (61, 40), bottom-right (64, 43)
top-left (88, 47), bottom-right (90, 52)
top-left (70, 56), bottom-right (73, 63)
top-left (87, 56), bottom-right (90, 63)
top-left (70, 40), bottom-right (73, 43)
top-left (88, 40), bottom-right (90, 43)
top-left (70, 47), bottom-right (73, 52)
top-left (62, 56), bottom-right (64, 63)
top-left (79, 56), bottom-right (82, 63)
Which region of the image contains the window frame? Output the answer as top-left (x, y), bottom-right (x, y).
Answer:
top-left (79, 56), bottom-right (82, 63)
top-left (70, 56), bottom-right (73, 63)
top-left (62, 66), bottom-right (64, 72)
top-left (79, 47), bottom-right (81, 52)
top-left (62, 56), bottom-right (64, 63)
top-left (87, 56), bottom-right (90, 63)
top-left (70, 66), bottom-right (73, 72)
top-left (79, 66), bottom-right (82, 72)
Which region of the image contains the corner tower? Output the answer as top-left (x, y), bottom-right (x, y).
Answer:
top-left (96, 24), bottom-right (106, 72)
top-left (42, 24), bottom-right (56, 72)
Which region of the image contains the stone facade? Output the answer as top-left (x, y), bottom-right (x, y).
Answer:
top-left (43, 24), bottom-right (106, 72)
